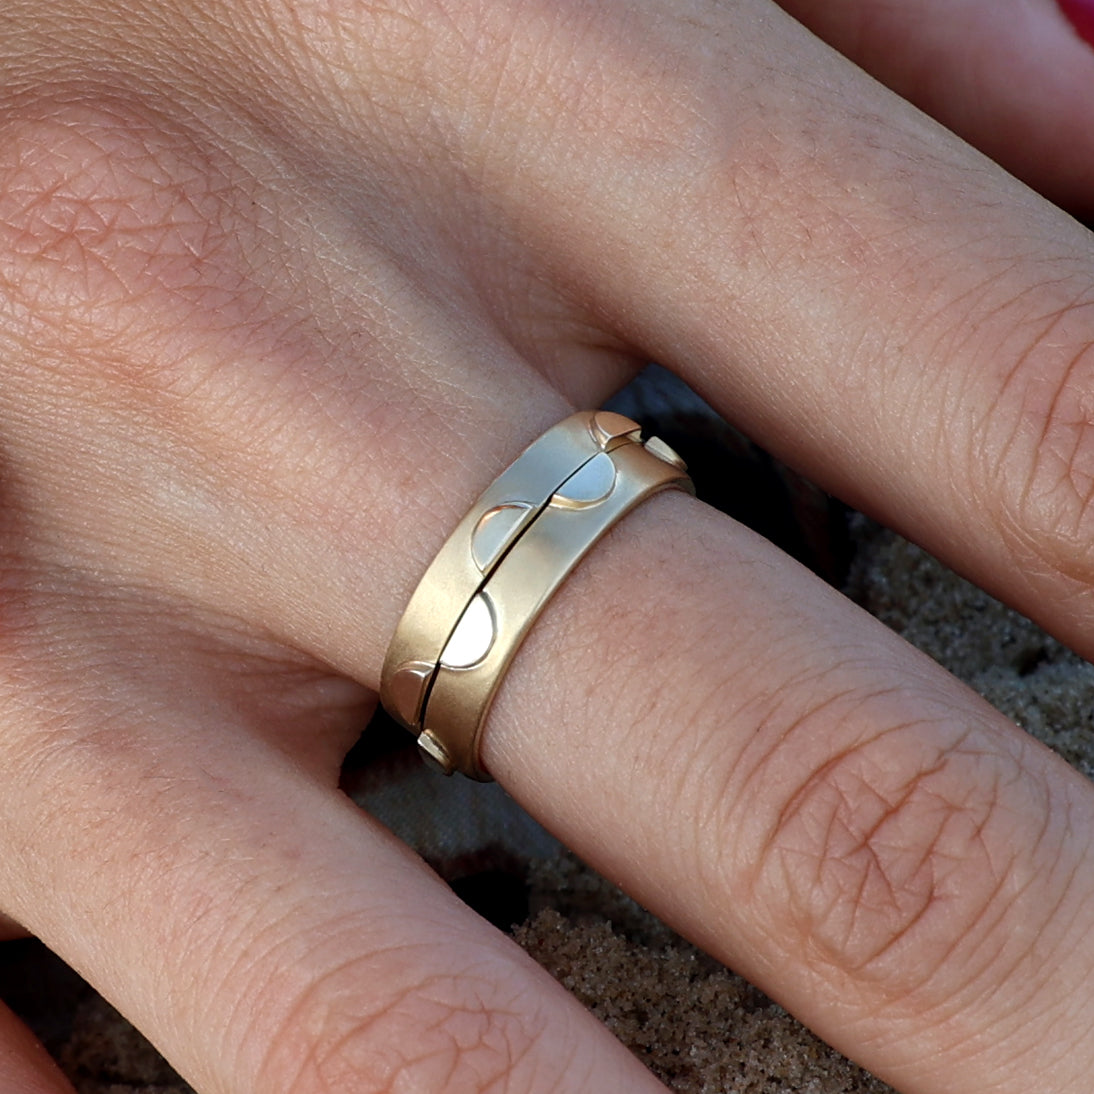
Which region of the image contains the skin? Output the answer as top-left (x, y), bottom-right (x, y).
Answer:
top-left (1, 0), bottom-right (1094, 1091)
top-left (778, 0), bottom-right (1094, 215)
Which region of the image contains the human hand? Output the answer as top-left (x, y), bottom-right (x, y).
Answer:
top-left (3, 1), bottom-right (1094, 1091)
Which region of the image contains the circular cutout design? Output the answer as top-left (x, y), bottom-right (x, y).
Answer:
top-left (440, 592), bottom-right (497, 669)
top-left (550, 452), bottom-right (617, 509)
top-left (471, 503), bottom-right (533, 572)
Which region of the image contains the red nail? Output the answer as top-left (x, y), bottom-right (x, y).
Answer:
top-left (1059, 0), bottom-right (1094, 48)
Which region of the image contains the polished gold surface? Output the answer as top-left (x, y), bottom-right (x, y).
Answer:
top-left (550, 451), bottom-right (617, 509)
top-left (379, 410), bottom-right (693, 779)
top-left (470, 503), bottom-right (534, 572)
top-left (439, 592), bottom-right (497, 669)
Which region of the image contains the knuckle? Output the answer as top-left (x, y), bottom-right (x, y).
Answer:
top-left (254, 948), bottom-right (552, 1094)
top-left (1, 95), bottom-right (178, 296)
top-left (974, 303), bottom-right (1094, 589)
top-left (749, 716), bottom-right (1051, 998)
top-left (0, 90), bottom-right (251, 383)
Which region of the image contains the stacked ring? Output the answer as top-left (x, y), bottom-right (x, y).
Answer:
top-left (380, 410), bottom-right (694, 780)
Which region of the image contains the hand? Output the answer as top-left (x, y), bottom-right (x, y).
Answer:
top-left (2, 1), bottom-right (1094, 1091)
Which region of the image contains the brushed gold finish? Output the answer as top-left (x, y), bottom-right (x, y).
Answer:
top-left (379, 413), bottom-right (617, 731)
top-left (380, 410), bottom-right (693, 779)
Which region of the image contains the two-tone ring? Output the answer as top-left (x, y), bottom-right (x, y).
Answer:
top-left (379, 410), bottom-right (693, 780)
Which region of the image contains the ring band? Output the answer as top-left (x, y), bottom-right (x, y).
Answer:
top-left (380, 410), bottom-right (694, 780)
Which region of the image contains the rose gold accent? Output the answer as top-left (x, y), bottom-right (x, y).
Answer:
top-left (385, 661), bottom-right (436, 729)
top-left (591, 410), bottom-right (643, 448)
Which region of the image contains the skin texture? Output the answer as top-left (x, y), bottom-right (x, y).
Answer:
top-left (1, 0), bottom-right (1094, 1091)
top-left (777, 0), bottom-right (1094, 214)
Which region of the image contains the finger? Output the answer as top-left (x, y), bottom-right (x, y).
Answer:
top-left (142, 0), bottom-right (1094, 661)
top-left (75, 394), bottom-right (1089, 1094)
top-left (0, 1000), bottom-right (74, 1094)
top-left (24, 218), bottom-right (1076, 1094)
top-left (0, 638), bottom-right (670, 1094)
top-left (390, 0), bottom-right (1094, 660)
top-left (131, 348), bottom-right (1094, 1094)
top-left (0, 76), bottom-right (634, 677)
top-left (481, 491), bottom-right (1094, 1094)
top-left (772, 0), bottom-right (1094, 213)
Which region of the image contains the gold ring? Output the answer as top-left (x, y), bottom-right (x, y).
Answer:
top-left (380, 410), bottom-right (693, 779)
